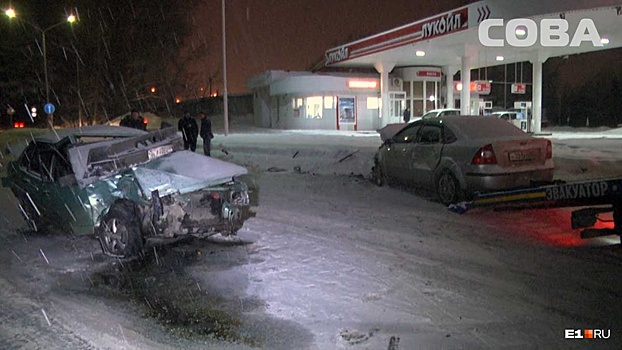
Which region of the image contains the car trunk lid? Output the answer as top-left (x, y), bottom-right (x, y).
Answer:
top-left (489, 136), bottom-right (551, 168)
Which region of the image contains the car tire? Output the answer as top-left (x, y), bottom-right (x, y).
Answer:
top-left (436, 170), bottom-right (462, 205)
top-left (97, 200), bottom-right (143, 258)
top-left (372, 160), bottom-right (389, 187)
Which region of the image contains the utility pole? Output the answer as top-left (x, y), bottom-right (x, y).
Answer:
top-left (222, 0), bottom-right (229, 136)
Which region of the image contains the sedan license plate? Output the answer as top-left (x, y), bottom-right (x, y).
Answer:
top-left (508, 149), bottom-right (538, 162)
top-left (148, 145), bottom-right (173, 160)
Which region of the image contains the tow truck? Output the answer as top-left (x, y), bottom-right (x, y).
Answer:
top-left (450, 178), bottom-right (622, 240)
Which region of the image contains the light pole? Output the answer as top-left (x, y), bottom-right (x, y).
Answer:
top-left (4, 8), bottom-right (76, 128)
top-left (221, 0), bottom-right (229, 136)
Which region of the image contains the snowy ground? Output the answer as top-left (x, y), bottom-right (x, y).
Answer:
top-left (1, 122), bottom-right (622, 349)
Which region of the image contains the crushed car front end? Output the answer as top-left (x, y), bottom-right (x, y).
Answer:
top-left (129, 150), bottom-right (254, 240)
top-left (142, 178), bottom-right (251, 239)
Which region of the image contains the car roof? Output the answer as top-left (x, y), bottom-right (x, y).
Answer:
top-left (34, 125), bottom-right (148, 143)
top-left (425, 108), bottom-right (460, 113)
top-left (427, 115), bottom-right (527, 138)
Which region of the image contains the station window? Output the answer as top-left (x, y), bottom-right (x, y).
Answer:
top-left (306, 96), bottom-right (323, 119)
top-left (293, 98), bottom-right (303, 108)
top-left (293, 98), bottom-right (304, 118)
top-left (324, 96), bottom-right (335, 109)
top-left (366, 97), bottom-right (380, 109)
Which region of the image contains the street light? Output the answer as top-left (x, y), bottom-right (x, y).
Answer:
top-left (4, 7), bottom-right (77, 128)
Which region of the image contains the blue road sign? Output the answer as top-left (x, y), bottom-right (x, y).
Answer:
top-left (44, 103), bottom-right (55, 114)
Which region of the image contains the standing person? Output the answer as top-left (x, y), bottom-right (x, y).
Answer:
top-left (403, 107), bottom-right (411, 123)
top-left (199, 112), bottom-right (214, 156)
top-left (120, 109), bottom-right (147, 130)
top-left (178, 111), bottom-right (199, 151)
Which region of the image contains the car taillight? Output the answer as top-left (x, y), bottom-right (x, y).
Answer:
top-left (545, 140), bottom-right (552, 159)
top-left (143, 118), bottom-right (148, 124)
top-left (19, 122), bottom-right (25, 128)
top-left (13, 122), bottom-right (19, 128)
top-left (471, 144), bottom-right (497, 165)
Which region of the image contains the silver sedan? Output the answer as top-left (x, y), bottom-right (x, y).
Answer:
top-left (372, 116), bottom-right (554, 204)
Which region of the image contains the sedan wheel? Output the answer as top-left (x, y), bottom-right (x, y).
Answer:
top-left (437, 171), bottom-right (461, 205)
top-left (98, 201), bottom-right (143, 258)
top-left (372, 161), bottom-right (388, 187)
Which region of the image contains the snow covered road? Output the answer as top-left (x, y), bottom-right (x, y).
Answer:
top-left (232, 172), bottom-right (622, 349)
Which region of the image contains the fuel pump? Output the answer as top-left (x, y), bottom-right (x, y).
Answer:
top-left (513, 101), bottom-right (532, 132)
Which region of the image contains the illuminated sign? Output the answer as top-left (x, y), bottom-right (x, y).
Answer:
top-left (347, 80), bottom-right (378, 89)
top-left (325, 6), bottom-right (468, 66)
top-left (326, 47), bottom-right (349, 65)
top-left (454, 81), bottom-right (490, 94)
top-left (422, 11), bottom-right (464, 39)
top-left (416, 70), bottom-right (441, 77)
top-left (511, 83), bottom-right (526, 94)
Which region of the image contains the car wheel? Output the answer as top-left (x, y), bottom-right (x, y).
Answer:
top-left (372, 160), bottom-right (389, 187)
top-left (97, 200), bottom-right (143, 258)
top-left (436, 170), bottom-right (462, 205)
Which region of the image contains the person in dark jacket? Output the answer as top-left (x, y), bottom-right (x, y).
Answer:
top-left (403, 107), bottom-right (411, 123)
top-left (199, 112), bottom-right (214, 156)
top-left (120, 109), bottom-right (147, 130)
top-left (178, 111), bottom-right (199, 151)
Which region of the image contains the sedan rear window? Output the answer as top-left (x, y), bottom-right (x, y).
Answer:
top-left (448, 118), bottom-right (526, 138)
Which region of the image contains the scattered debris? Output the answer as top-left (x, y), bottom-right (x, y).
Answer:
top-left (387, 336), bottom-right (400, 350)
top-left (266, 167), bottom-right (286, 173)
top-left (221, 148), bottom-right (230, 155)
top-left (349, 173), bottom-right (365, 180)
top-left (362, 292), bottom-right (381, 301)
top-left (292, 150), bottom-right (299, 158)
top-left (339, 328), bottom-right (378, 345)
top-left (294, 166), bottom-right (302, 173)
top-left (338, 149), bottom-right (359, 163)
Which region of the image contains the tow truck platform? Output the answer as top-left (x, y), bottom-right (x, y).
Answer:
top-left (450, 178), bottom-right (622, 240)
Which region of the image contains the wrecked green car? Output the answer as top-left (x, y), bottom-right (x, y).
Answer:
top-left (1, 126), bottom-right (253, 258)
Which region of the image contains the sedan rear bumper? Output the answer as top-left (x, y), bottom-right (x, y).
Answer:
top-left (465, 168), bottom-right (555, 193)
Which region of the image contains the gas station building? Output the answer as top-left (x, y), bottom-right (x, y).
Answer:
top-left (248, 0), bottom-right (622, 132)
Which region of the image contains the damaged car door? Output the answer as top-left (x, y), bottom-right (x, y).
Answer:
top-left (407, 123), bottom-right (444, 187)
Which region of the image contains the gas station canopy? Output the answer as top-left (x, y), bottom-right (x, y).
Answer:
top-left (324, 0), bottom-right (622, 132)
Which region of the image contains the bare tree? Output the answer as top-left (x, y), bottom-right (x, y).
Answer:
top-left (0, 0), bottom-right (202, 126)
